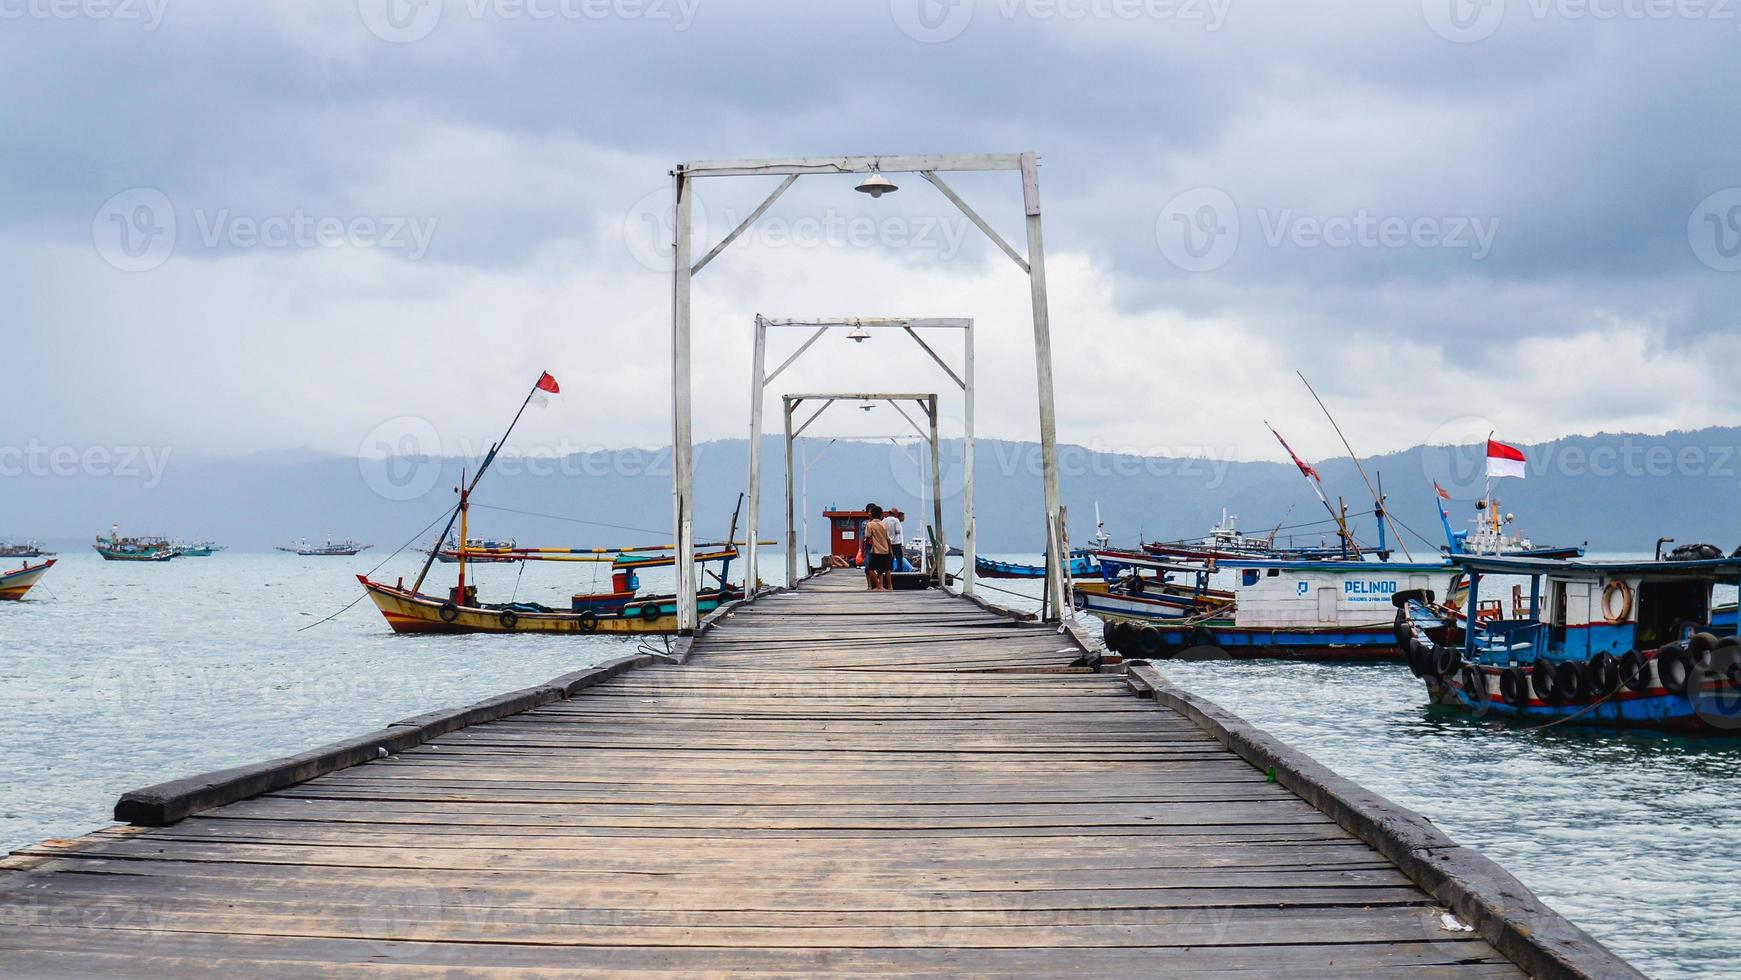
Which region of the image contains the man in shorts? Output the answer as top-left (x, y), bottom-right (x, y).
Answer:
top-left (862, 504), bottom-right (893, 591)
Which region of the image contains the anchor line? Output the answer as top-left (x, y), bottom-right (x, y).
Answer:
top-left (294, 504), bottom-right (454, 633)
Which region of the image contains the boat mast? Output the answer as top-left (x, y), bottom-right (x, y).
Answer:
top-left (1264, 421), bottom-right (1356, 557)
top-left (1296, 373), bottom-right (1414, 561)
top-left (457, 467), bottom-right (469, 600)
top-left (409, 375), bottom-right (549, 596)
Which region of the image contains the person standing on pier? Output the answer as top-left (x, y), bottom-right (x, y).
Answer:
top-left (863, 504), bottom-right (893, 591)
top-left (884, 508), bottom-right (907, 572)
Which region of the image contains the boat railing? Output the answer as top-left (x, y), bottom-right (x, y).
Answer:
top-left (1473, 619), bottom-right (1548, 662)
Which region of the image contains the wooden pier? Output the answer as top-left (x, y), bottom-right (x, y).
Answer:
top-left (0, 574), bottom-right (1632, 977)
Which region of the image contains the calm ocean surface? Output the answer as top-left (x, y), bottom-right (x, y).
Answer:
top-left (3, 550), bottom-right (1737, 977)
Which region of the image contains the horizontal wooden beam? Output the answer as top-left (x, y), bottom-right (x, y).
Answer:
top-left (678, 154), bottom-right (1025, 178)
top-left (762, 317), bottom-right (971, 330)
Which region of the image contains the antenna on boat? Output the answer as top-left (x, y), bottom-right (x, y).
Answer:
top-left (1295, 372), bottom-right (1414, 562)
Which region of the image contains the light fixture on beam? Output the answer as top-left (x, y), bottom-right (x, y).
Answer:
top-left (855, 172), bottom-right (898, 198)
top-left (846, 326), bottom-right (870, 343)
top-left (859, 399), bottom-right (875, 412)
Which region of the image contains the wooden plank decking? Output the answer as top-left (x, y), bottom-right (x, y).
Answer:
top-left (0, 573), bottom-right (1527, 977)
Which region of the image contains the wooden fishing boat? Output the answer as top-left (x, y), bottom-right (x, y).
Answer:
top-left (976, 551), bottom-right (1099, 579)
top-left (173, 541), bottom-right (222, 557)
top-left (358, 371), bottom-right (754, 637)
top-left (424, 535), bottom-right (520, 564)
top-left (93, 528), bottom-right (177, 561)
top-left (277, 538), bottom-right (371, 556)
top-left (1394, 554), bottom-right (1741, 732)
top-left (0, 558), bottom-right (55, 600)
top-left (1089, 549), bottom-right (1456, 660)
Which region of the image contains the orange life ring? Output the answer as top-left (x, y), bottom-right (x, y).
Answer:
top-left (1601, 579), bottom-right (1634, 624)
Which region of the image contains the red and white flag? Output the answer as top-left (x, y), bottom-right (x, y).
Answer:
top-left (1266, 424), bottom-right (1321, 481)
top-left (530, 371), bottom-right (560, 408)
top-left (1486, 439), bottom-right (1527, 480)
top-left (1433, 481), bottom-right (1453, 500)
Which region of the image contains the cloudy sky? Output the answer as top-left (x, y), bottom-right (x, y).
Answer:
top-left (5, 0), bottom-right (1741, 468)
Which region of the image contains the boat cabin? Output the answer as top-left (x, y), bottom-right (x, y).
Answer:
top-left (1451, 555), bottom-right (1741, 665)
top-left (823, 507), bottom-right (876, 564)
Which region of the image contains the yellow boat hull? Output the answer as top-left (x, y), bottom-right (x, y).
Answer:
top-left (0, 559), bottom-right (54, 601)
top-left (358, 576), bottom-right (715, 635)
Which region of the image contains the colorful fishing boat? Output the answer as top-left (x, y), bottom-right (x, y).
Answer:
top-left (1090, 549), bottom-right (1456, 660)
top-left (277, 538), bottom-right (371, 556)
top-left (1394, 554), bottom-right (1741, 732)
top-left (1430, 443), bottom-right (1584, 558)
top-left (93, 527), bottom-right (178, 561)
top-left (357, 371), bottom-right (750, 636)
top-left (0, 559), bottom-right (55, 600)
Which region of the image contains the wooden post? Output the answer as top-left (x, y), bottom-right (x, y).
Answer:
top-left (1020, 152), bottom-right (1065, 621)
top-left (928, 396), bottom-right (946, 588)
top-left (784, 397), bottom-right (798, 586)
top-left (962, 320), bottom-right (976, 596)
top-left (745, 315), bottom-right (768, 594)
top-left (671, 168), bottom-right (697, 632)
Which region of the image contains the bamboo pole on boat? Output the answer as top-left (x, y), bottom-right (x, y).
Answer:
top-left (1295, 372), bottom-right (1414, 562)
top-left (409, 376), bottom-right (549, 596)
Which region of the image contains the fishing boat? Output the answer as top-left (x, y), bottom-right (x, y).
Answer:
top-left (277, 538), bottom-right (371, 557)
top-left (173, 541), bottom-right (223, 557)
top-left (1089, 549), bottom-right (1456, 660)
top-left (1431, 441), bottom-right (1584, 558)
top-left (976, 551), bottom-right (1099, 580)
top-left (424, 533), bottom-right (520, 564)
top-left (0, 540), bottom-right (53, 559)
top-left (0, 559), bottom-right (55, 600)
top-left (1393, 553), bottom-right (1741, 732)
top-left (93, 527), bottom-right (178, 561)
top-left (357, 371), bottom-right (748, 636)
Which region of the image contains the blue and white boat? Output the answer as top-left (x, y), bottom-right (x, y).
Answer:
top-left (1086, 549), bottom-right (1456, 660)
top-left (1394, 554), bottom-right (1741, 732)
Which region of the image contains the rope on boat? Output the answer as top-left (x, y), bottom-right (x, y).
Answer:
top-left (294, 504), bottom-right (455, 633)
top-left (1517, 686), bottom-right (1622, 732)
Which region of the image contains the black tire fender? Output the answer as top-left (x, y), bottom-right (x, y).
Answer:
top-left (437, 602), bottom-right (461, 624)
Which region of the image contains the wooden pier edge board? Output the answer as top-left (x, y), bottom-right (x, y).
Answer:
top-left (110, 652), bottom-right (665, 827)
top-left (1126, 662), bottom-right (1642, 980)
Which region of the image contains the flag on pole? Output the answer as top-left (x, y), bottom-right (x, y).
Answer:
top-left (530, 371), bottom-right (561, 408)
top-left (1433, 481), bottom-right (1452, 500)
top-left (1267, 424), bottom-right (1321, 481)
top-left (1486, 439), bottom-right (1527, 480)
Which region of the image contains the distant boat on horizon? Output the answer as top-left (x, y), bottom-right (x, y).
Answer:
top-left (0, 540), bottom-right (54, 559)
top-left (277, 538), bottom-right (371, 557)
top-left (93, 526), bottom-right (178, 562)
top-left (173, 541), bottom-right (224, 557)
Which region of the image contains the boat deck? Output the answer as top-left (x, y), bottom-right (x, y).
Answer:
top-left (0, 573), bottom-right (1566, 975)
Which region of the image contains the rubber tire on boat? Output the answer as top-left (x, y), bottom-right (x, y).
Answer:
top-left (1714, 637), bottom-right (1741, 686)
top-left (498, 609), bottom-right (519, 631)
top-left (1619, 650), bottom-right (1651, 694)
top-left (641, 603), bottom-right (662, 621)
top-left (1428, 644), bottom-right (1460, 678)
top-left (1531, 658), bottom-right (1560, 702)
top-left (1111, 622), bottom-right (1136, 655)
top-left (437, 602), bottom-right (461, 624)
top-left (1136, 627), bottom-right (1162, 659)
top-left (1460, 665), bottom-right (1488, 703)
top-left (1101, 620), bottom-right (1116, 650)
top-left (1553, 661), bottom-right (1586, 701)
top-left (577, 609), bottom-right (599, 634)
top-left (1404, 638), bottom-right (1428, 678)
top-left (1585, 652), bottom-right (1621, 697)
top-left (1656, 646), bottom-right (1698, 699)
top-left (1499, 666), bottom-right (1529, 708)
top-left (1190, 625), bottom-right (1217, 650)
top-left (1392, 614), bottom-right (1413, 651)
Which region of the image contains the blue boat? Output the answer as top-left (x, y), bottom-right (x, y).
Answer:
top-left (976, 551), bottom-right (1098, 579)
top-left (1394, 554), bottom-right (1741, 732)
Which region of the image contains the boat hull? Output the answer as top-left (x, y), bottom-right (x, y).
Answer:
top-left (358, 576), bottom-right (738, 635)
top-left (1425, 670), bottom-right (1741, 732)
top-left (93, 547), bottom-right (176, 561)
top-left (0, 559), bottom-right (54, 600)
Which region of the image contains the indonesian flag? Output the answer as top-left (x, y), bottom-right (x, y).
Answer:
top-left (1433, 481), bottom-right (1453, 500)
top-left (530, 371), bottom-right (560, 407)
top-left (1486, 439), bottom-right (1527, 480)
top-left (1267, 423), bottom-right (1321, 481)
